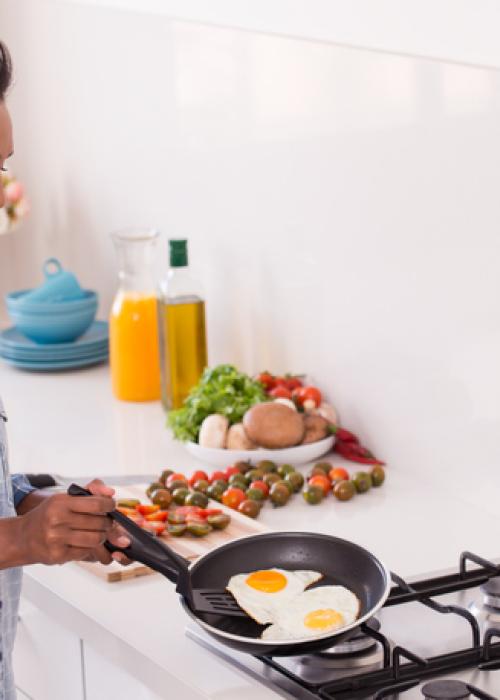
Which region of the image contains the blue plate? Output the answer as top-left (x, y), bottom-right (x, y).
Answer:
top-left (0, 321), bottom-right (108, 360)
top-left (1, 351), bottom-right (109, 372)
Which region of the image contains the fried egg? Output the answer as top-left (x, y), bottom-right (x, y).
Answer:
top-left (226, 569), bottom-right (323, 624)
top-left (261, 585), bottom-right (360, 640)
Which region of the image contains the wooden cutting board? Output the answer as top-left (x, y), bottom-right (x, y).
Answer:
top-left (77, 483), bottom-right (270, 582)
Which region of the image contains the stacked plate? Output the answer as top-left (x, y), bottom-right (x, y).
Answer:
top-left (0, 320), bottom-right (109, 371)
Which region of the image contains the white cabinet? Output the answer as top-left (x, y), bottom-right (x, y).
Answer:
top-left (13, 600), bottom-right (84, 700)
top-left (82, 642), bottom-right (164, 700)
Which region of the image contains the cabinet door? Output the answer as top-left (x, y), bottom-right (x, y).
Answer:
top-left (83, 642), bottom-right (163, 700)
top-left (13, 599), bottom-right (84, 700)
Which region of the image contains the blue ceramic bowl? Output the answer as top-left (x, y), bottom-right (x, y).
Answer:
top-left (7, 301), bottom-right (98, 344)
top-left (6, 289), bottom-right (98, 315)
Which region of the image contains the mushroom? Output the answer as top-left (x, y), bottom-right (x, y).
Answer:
top-left (198, 414), bottom-right (229, 448)
top-left (226, 423), bottom-right (256, 450)
top-left (300, 414), bottom-right (329, 444)
top-left (243, 402), bottom-right (305, 449)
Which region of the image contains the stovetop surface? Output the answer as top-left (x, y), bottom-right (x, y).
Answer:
top-left (186, 552), bottom-right (500, 699)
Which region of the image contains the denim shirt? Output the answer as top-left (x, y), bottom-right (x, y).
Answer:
top-left (0, 397), bottom-right (35, 700)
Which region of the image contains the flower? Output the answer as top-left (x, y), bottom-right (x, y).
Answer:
top-left (1, 169), bottom-right (28, 235)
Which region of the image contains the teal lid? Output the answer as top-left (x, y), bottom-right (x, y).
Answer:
top-left (169, 239), bottom-right (188, 267)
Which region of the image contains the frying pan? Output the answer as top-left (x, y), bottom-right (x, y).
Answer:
top-left (69, 485), bottom-right (391, 657)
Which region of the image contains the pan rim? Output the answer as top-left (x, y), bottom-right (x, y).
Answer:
top-left (183, 531), bottom-right (392, 647)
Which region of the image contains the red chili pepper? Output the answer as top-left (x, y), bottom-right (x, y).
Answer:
top-left (329, 424), bottom-right (360, 444)
top-left (335, 439), bottom-right (385, 465)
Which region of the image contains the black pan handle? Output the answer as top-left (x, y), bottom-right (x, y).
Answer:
top-left (67, 483), bottom-right (191, 590)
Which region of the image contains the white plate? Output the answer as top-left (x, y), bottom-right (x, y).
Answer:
top-left (184, 435), bottom-right (335, 468)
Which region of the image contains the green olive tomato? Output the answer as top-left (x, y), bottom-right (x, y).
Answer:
top-left (159, 469), bottom-right (174, 486)
top-left (276, 478), bottom-right (294, 495)
top-left (228, 473), bottom-right (247, 488)
top-left (238, 499), bottom-right (261, 518)
top-left (277, 463), bottom-right (295, 477)
top-left (263, 472), bottom-right (281, 487)
top-left (207, 483), bottom-right (225, 502)
top-left (302, 484), bottom-right (324, 505)
top-left (146, 481), bottom-right (163, 499)
top-left (187, 521), bottom-right (212, 537)
top-left (308, 466), bottom-right (332, 480)
top-left (234, 460), bottom-right (252, 474)
top-left (313, 462), bottom-right (333, 475)
top-left (353, 471), bottom-right (372, 493)
top-left (193, 479), bottom-right (210, 494)
top-left (257, 460), bottom-right (277, 473)
top-left (152, 489), bottom-right (172, 509)
top-left (172, 487), bottom-right (189, 505)
top-left (246, 487), bottom-right (265, 502)
top-left (246, 469), bottom-right (264, 484)
top-left (333, 480), bottom-right (356, 501)
top-left (285, 471), bottom-right (304, 493)
top-left (270, 483), bottom-right (290, 507)
top-left (168, 523), bottom-right (187, 536)
top-left (212, 479), bottom-right (229, 491)
top-left (206, 513), bottom-right (231, 529)
top-left (168, 479), bottom-right (189, 493)
top-left (371, 465), bottom-right (385, 487)
top-left (185, 491), bottom-right (209, 508)
top-left (168, 510), bottom-right (187, 525)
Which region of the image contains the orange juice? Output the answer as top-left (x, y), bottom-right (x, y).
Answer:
top-left (110, 292), bottom-right (161, 401)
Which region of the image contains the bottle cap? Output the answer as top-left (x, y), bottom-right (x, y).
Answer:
top-left (169, 239), bottom-right (188, 267)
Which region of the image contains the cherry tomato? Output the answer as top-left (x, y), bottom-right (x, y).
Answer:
top-left (273, 376), bottom-right (288, 388)
top-left (257, 371), bottom-right (275, 390)
top-left (329, 467), bottom-right (349, 483)
top-left (293, 386), bottom-right (322, 408)
top-left (142, 521), bottom-right (166, 536)
top-left (268, 386), bottom-right (293, 400)
top-left (144, 510), bottom-right (168, 522)
top-left (222, 487), bottom-right (246, 510)
top-left (189, 470), bottom-right (208, 487)
top-left (250, 480), bottom-right (269, 497)
top-left (166, 472), bottom-right (188, 489)
top-left (209, 470), bottom-right (226, 484)
top-left (225, 466), bottom-right (241, 479)
top-left (136, 504), bottom-right (160, 515)
top-left (308, 474), bottom-right (331, 496)
top-left (285, 376), bottom-right (303, 391)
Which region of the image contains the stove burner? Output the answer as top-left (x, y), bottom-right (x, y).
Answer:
top-left (421, 680), bottom-right (470, 699)
top-left (299, 619), bottom-right (385, 670)
top-left (481, 577), bottom-right (500, 609)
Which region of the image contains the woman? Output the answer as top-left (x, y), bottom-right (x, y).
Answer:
top-left (0, 41), bottom-right (130, 700)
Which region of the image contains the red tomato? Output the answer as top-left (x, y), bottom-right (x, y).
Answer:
top-left (145, 510), bottom-right (168, 522)
top-left (189, 470), bottom-right (208, 487)
top-left (250, 480), bottom-right (269, 497)
top-left (209, 470), bottom-right (226, 484)
top-left (257, 372), bottom-right (276, 390)
top-left (285, 376), bottom-right (303, 391)
top-left (136, 504), bottom-right (160, 515)
top-left (329, 467), bottom-right (349, 483)
top-left (308, 474), bottom-right (331, 496)
top-left (199, 508), bottom-right (223, 518)
top-left (175, 506), bottom-right (204, 517)
top-left (273, 376), bottom-right (288, 388)
top-left (225, 466), bottom-right (241, 479)
top-left (142, 521), bottom-right (166, 536)
top-left (293, 386), bottom-right (322, 408)
top-left (166, 472), bottom-right (188, 488)
top-left (268, 386), bottom-right (293, 400)
top-left (222, 487), bottom-right (246, 510)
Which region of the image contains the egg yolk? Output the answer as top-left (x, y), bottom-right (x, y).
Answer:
top-left (246, 570), bottom-right (287, 593)
top-left (304, 609), bottom-right (344, 630)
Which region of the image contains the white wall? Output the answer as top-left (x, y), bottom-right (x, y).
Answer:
top-left (1, 0), bottom-right (500, 485)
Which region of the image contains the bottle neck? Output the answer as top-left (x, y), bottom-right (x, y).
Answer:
top-left (161, 265), bottom-right (203, 301)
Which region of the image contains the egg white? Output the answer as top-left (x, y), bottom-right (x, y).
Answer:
top-left (261, 585), bottom-right (360, 640)
top-left (226, 569), bottom-right (323, 624)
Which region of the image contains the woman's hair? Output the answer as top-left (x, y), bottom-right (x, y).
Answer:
top-left (0, 41), bottom-right (12, 101)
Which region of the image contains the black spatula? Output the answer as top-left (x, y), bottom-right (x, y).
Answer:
top-left (67, 483), bottom-right (248, 618)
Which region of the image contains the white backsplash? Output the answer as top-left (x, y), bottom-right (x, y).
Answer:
top-left (1, 0), bottom-right (500, 486)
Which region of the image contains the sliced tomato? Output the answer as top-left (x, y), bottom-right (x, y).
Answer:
top-left (189, 470), bottom-right (209, 487)
top-left (136, 504), bottom-right (160, 516)
top-left (142, 521), bottom-right (166, 536)
top-left (199, 508), bottom-right (222, 518)
top-left (174, 505), bottom-right (204, 518)
top-left (117, 506), bottom-right (137, 517)
top-left (269, 385), bottom-right (293, 400)
top-left (145, 510), bottom-right (168, 522)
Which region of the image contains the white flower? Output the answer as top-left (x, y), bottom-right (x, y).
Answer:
top-left (0, 207), bottom-right (9, 235)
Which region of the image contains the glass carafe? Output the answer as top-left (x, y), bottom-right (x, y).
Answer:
top-left (109, 228), bottom-right (161, 402)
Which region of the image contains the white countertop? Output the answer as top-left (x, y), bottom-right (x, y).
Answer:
top-left (1, 362), bottom-right (499, 698)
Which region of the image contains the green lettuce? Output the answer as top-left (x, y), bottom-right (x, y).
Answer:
top-left (167, 364), bottom-right (268, 442)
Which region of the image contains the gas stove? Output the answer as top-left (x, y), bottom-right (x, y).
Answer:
top-left (186, 551), bottom-right (500, 699)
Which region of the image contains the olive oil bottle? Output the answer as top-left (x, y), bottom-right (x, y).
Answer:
top-left (158, 239), bottom-right (208, 409)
